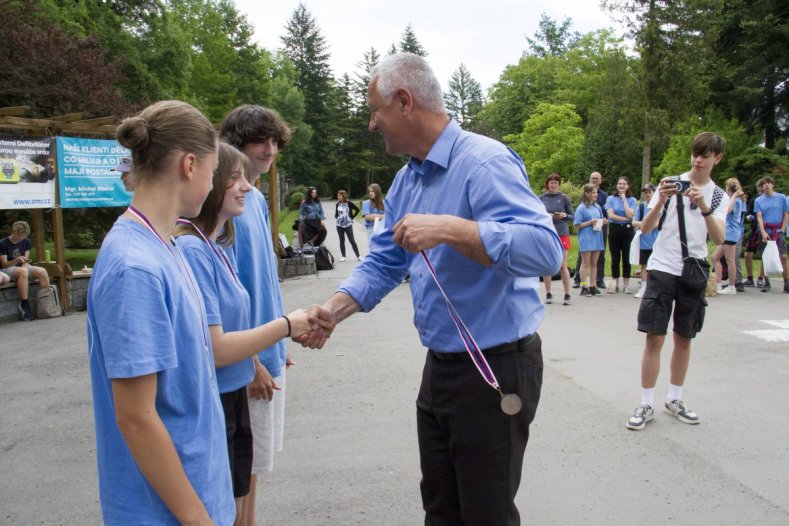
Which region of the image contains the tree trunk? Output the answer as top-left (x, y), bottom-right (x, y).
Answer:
top-left (642, 114), bottom-right (652, 188)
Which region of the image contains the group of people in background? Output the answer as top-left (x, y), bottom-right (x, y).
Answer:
top-left (539, 171), bottom-right (789, 304)
top-left (296, 182), bottom-right (386, 262)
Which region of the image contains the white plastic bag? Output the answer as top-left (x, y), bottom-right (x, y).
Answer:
top-left (762, 240), bottom-right (782, 276)
top-left (629, 231), bottom-right (642, 266)
top-left (372, 215), bottom-right (385, 237)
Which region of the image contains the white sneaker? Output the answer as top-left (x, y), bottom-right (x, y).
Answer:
top-left (634, 284), bottom-right (646, 299)
top-left (718, 287), bottom-right (737, 295)
top-left (340, 257), bottom-right (346, 262)
top-left (716, 283), bottom-right (725, 292)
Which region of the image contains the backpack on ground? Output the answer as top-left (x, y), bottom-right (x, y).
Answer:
top-left (36, 284), bottom-right (61, 319)
top-left (315, 245), bottom-right (335, 271)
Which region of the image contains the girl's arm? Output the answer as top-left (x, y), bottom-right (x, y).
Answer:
top-left (623, 197), bottom-right (635, 219)
top-left (112, 375), bottom-right (215, 525)
top-left (335, 202), bottom-right (340, 219)
top-left (209, 307), bottom-right (332, 367)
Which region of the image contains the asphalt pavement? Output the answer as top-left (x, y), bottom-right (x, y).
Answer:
top-left (1, 200), bottom-right (788, 525)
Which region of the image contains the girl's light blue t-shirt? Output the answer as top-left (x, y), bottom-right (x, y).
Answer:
top-left (574, 203), bottom-right (605, 252)
top-left (87, 218), bottom-right (234, 525)
top-left (604, 195), bottom-right (638, 224)
top-left (725, 198), bottom-right (745, 243)
top-left (362, 199), bottom-right (384, 228)
top-left (178, 234), bottom-right (255, 394)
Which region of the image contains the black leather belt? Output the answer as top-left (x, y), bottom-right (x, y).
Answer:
top-left (430, 333), bottom-right (538, 361)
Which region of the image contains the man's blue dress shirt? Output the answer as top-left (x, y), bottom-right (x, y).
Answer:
top-left (338, 120), bottom-right (562, 353)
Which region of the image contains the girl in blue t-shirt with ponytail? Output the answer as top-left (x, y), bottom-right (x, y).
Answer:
top-left (574, 183), bottom-right (607, 297)
top-left (712, 178), bottom-right (745, 294)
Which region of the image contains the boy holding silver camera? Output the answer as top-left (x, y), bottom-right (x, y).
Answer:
top-left (626, 132), bottom-right (729, 431)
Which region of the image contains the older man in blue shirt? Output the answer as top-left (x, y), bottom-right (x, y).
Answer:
top-left (304, 53), bottom-right (562, 525)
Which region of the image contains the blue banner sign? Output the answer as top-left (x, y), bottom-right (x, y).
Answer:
top-left (57, 137), bottom-right (132, 208)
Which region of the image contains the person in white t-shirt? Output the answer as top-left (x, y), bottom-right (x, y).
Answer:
top-left (626, 131), bottom-right (729, 431)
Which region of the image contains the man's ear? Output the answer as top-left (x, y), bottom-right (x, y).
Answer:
top-left (396, 88), bottom-right (413, 112)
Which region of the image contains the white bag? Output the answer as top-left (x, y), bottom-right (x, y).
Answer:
top-left (372, 215), bottom-right (385, 237)
top-left (762, 240), bottom-right (782, 276)
top-left (629, 231), bottom-right (642, 266)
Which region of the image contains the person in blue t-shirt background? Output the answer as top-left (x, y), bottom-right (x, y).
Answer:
top-left (176, 142), bottom-right (323, 523)
top-left (605, 176), bottom-right (638, 293)
top-left (753, 175), bottom-right (789, 292)
top-left (574, 183), bottom-right (606, 297)
top-left (361, 183), bottom-right (385, 242)
top-left (632, 183), bottom-right (659, 298)
top-left (712, 178), bottom-right (746, 294)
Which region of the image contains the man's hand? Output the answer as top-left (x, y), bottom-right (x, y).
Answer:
top-left (393, 214), bottom-right (449, 253)
top-left (293, 304), bottom-right (335, 349)
top-left (247, 361), bottom-right (279, 401)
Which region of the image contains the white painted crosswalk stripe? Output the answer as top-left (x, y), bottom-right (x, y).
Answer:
top-left (741, 320), bottom-right (789, 342)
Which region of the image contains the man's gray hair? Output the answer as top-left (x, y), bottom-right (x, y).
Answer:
top-left (370, 53), bottom-right (446, 114)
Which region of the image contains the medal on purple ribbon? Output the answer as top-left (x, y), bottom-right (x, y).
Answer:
top-left (420, 250), bottom-right (522, 416)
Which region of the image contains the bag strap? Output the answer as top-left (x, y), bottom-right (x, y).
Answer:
top-left (657, 198), bottom-right (671, 231)
top-left (675, 196), bottom-right (690, 259)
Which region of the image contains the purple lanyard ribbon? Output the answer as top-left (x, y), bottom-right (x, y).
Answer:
top-left (127, 206), bottom-right (209, 349)
top-left (176, 218), bottom-right (240, 287)
top-left (419, 250), bottom-right (502, 392)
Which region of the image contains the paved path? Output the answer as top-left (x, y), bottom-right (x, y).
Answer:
top-left (2, 201), bottom-right (788, 524)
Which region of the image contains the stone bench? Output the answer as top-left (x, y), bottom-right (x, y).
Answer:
top-left (278, 254), bottom-right (317, 279)
top-left (0, 270), bottom-right (91, 323)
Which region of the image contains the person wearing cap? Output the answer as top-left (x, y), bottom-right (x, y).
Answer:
top-left (113, 157), bottom-right (134, 192)
top-left (632, 183), bottom-right (658, 298)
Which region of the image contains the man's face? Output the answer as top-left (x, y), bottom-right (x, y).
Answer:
top-left (367, 79), bottom-right (407, 155)
top-left (242, 138), bottom-right (278, 179)
top-left (590, 173), bottom-right (602, 187)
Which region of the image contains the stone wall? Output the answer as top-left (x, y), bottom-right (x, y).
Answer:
top-left (278, 254), bottom-right (316, 279)
top-left (0, 275), bottom-right (90, 324)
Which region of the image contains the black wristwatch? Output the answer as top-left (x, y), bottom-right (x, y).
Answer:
top-left (701, 210), bottom-right (713, 217)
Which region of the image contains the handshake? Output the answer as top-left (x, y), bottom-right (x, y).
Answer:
top-left (285, 304), bottom-right (335, 349)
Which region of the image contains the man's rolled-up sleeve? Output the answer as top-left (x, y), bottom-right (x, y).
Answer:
top-left (472, 154), bottom-right (563, 277)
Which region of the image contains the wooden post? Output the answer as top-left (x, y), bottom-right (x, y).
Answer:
top-left (31, 209), bottom-right (45, 261)
top-left (269, 160), bottom-right (279, 256)
top-left (51, 207), bottom-right (69, 313)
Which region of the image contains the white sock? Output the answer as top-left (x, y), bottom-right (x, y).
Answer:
top-left (641, 388), bottom-right (655, 408)
top-left (667, 383), bottom-right (683, 403)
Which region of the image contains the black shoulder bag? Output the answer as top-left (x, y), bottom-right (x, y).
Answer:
top-left (676, 196), bottom-right (710, 292)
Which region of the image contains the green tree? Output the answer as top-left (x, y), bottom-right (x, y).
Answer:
top-left (526, 13), bottom-right (580, 57)
top-left (654, 109), bottom-right (756, 180)
top-left (603, 0), bottom-right (724, 186)
top-left (281, 2), bottom-right (335, 185)
top-left (399, 24), bottom-right (428, 55)
top-left (504, 103), bottom-right (585, 183)
top-left (444, 64), bottom-right (484, 130)
top-left (728, 148), bottom-right (789, 193)
top-left (710, 0), bottom-right (789, 149)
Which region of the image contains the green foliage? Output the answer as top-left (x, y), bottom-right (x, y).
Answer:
top-left (444, 64), bottom-right (484, 130)
top-left (654, 109), bottom-right (757, 180)
top-left (526, 13), bottom-right (580, 58)
top-left (728, 148), bottom-right (789, 194)
top-left (505, 103), bottom-right (585, 184)
top-left (399, 24), bottom-right (428, 56)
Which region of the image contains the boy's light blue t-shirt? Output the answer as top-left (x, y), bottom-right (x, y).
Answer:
top-left (178, 234), bottom-right (255, 394)
top-left (725, 198), bottom-right (745, 243)
top-left (574, 203), bottom-right (605, 252)
top-left (755, 193), bottom-right (788, 226)
top-left (87, 218), bottom-right (234, 525)
top-left (227, 189), bottom-right (286, 377)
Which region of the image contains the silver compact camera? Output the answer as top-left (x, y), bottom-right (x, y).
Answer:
top-left (672, 180), bottom-right (691, 193)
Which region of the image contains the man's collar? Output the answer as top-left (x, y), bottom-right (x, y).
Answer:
top-left (407, 120), bottom-right (460, 175)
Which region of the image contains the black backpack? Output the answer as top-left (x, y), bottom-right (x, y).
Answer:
top-left (315, 245), bottom-right (335, 270)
